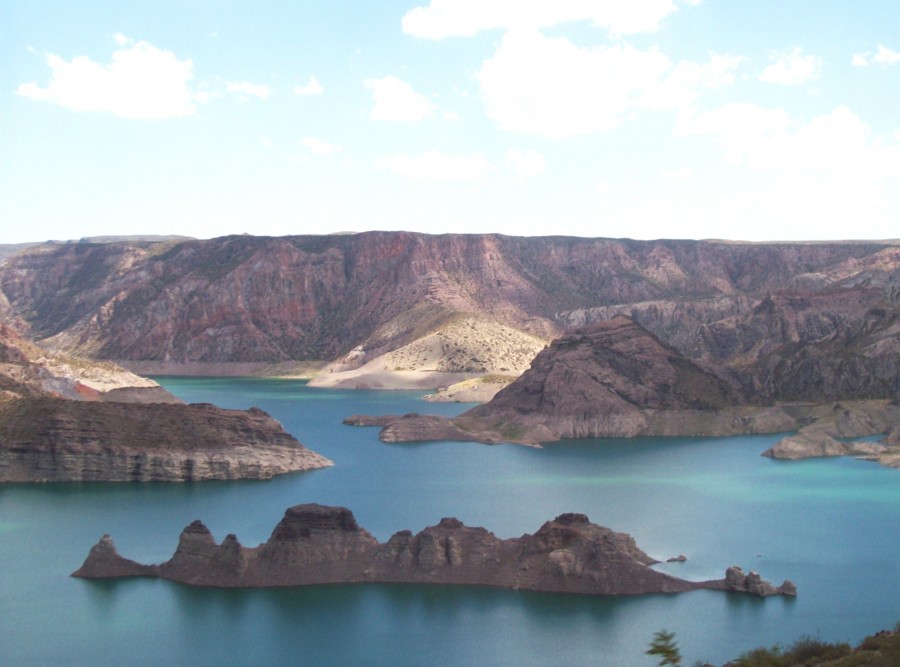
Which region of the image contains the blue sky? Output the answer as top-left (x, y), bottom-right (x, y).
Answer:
top-left (2, 0), bottom-right (899, 243)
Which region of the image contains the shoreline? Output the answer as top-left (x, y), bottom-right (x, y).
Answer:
top-left (118, 360), bottom-right (327, 379)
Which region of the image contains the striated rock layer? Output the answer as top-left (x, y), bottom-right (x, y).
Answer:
top-left (0, 398), bottom-right (332, 482)
top-left (2, 234), bottom-right (898, 400)
top-left (0, 322), bottom-right (332, 482)
top-left (73, 503), bottom-right (796, 598)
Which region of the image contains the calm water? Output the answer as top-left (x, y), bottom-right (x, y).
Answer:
top-left (1, 378), bottom-right (898, 666)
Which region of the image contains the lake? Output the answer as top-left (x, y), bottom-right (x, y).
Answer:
top-left (1, 377), bottom-right (898, 666)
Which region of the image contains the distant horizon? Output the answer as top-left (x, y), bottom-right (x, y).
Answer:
top-left (3, 1), bottom-right (899, 244)
top-left (3, 229), bottom-right (899, 248)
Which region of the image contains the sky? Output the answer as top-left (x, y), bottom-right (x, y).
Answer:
top-left (2, 0), bottom-right (899, 244)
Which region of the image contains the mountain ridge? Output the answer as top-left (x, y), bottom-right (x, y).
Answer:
top-left (2, 233), bottom-right (896, 378)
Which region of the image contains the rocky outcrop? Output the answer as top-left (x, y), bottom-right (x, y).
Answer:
top-left (458, 316), bottom-right (748, 438)
top-left (0, 323), bottom-right (332, 482)
top-left (763, 431), bottom-right (887, 461)
top-left (724, 566), bottom-right (796, 597)
top-left (72, 535), bottom-right (157, 578)
top-left (0, 322), bottom-right (169, 402)
top-left (347, 319), bottom-right (900, 463)
top-left (0, 398), bottom-right (332, 482)
top-left (349, 318), bottom-right (800, 444)
top-left (762, 401), bottom-right (900, 468)
top-left (72, 504), bottom-right (795, 598)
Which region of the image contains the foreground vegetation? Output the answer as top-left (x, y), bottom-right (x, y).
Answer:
top-left (646, 625), bottom-right (900, 666)
top-left (727, 626), bottom-right (900, 666)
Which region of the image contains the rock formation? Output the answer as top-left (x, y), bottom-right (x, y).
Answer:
top-left (762, 401), bottom-right (900, 469)
top-left (3, 232), bottom-right (898, 454)
top-left (2, 234), bottom-right (897, 398)
top-left (347, 318), bottom-right (900, 468)
top-left (73, 503), bottom-right (796, 598)
top-left (0, 323), bottom-right (332, 482)
top-left (348, 318), bottom-right (800, 444)
top-left (0, 398), bottom-right (332, 482)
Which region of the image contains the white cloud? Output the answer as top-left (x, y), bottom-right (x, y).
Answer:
top-left (506, 149), bottom-right (546, 179)
top-left (874, 44), bottom-right (900, 65)
top-left (402, 0), bottom-right (699, 38)
top-left (17, 36), bottom-right (199, 119)
top-left (295, 76), bottom-right (323, 96)
top-left (226, 81), bottom-right (271, 100)
top-left (376, 151), bottom-right (492, 183)
top-left (301, 137), bottom-right (340, 157)
top-left (678, 104), bottom-right (900, 176)
top-left (476, 29), bottom-right (739, 139)
top-left (852, 44), bottom-right (900, 67)
top-left (669, 103), bottom-right (900, 239)
top-left (365, 76), bottom-right (437, 121)
top-left (645, 52), bottom-right (742, 109)
top-left (759, 47), bottom-right (821, 85)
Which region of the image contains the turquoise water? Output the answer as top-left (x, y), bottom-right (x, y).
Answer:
top-left (1, 377), bottom-right (898, 666)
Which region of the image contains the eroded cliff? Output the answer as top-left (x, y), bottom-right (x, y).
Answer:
top-left (2, 234), bottom-right (897, 396)
top-left (0, 323), bottom-right (332, 482)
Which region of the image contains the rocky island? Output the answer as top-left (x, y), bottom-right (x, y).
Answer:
top-left (0, 323), bottom-right (332, 482)
top-left (73, 503), bottom-right (796, 598)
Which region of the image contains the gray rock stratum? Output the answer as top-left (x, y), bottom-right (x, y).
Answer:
top-left (0, 398), bottom-right (332, 482)
top-left (0, 322), bottom-right (331, 482)
top-left (73, 503), bottom-right (796, 597)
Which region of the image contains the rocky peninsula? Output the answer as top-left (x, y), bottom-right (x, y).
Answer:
top-left (346, 318), bottom-right (799, 444)
top-left (0, 323), bottom-right (332, 482)
top-left (73, 503), bottom-right (796, 598)
top-left (347, 317), bottom-right (900, 468)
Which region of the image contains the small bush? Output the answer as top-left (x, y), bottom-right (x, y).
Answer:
top-left (733, 646), bottom-right (783, 667)
top-left (782, 636), bottom-right (851, 665)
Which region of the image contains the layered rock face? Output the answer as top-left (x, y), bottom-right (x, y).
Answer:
top-left (0, 398), bottom-right (332, 482)
top-left (563, 291), bottom-right (900, 404)
top-left (0, 323), bottom-right (332, 482)
top-left (1, 235), bottom-right (897, 392)
top-left (73, 503), bottom-right (795, 598)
